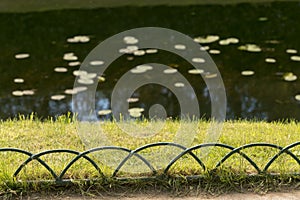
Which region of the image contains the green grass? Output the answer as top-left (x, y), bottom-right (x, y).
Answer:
top-left (0, 114), bottom-right (299, 196)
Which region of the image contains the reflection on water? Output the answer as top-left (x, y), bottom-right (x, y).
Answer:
top-left (0, 2), bottom-right (300, 121)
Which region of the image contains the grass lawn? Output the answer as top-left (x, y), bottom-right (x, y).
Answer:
top-left (0, 115), bottom-right (299, 196)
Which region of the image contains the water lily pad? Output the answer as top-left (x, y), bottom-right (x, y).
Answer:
top-left (188, 69), bottom-right (204, 74)
top-left (174, 82), bottom-right (185, 87)
top-left (128, 107), bottom-right (144, 118)
top-left (131, 68), bottom-right (147, 74)
top-left (15, 53), bottom-right (30, 59)
top-left (137, 64), bottom-right (153, 71)
top-left (258, 17), bottom-right (268, 21)
top-left (51, 95), bottom-right (66, 101)
top-left (146, 49), bottom-right (158, 54)
top-left (295, 95), bottom-right (300, 101)
top-left (283, 73), bottom-right (297, 81)
top-left (192, 57), bottom-right (205, 63)
top-left (12, 90), bottom-right (23, 96)
top-left (205, 73), bottom-right (217, 79)
top-left (80, 73), bottom-right (97, 79)
top-left (163, 69), bottom-right (178, 74)
top-left (54, 67), bottom-right (68, 72)
top-left (73, 70), bottom-right (88, 76)
top-left (127, 98), bottom-right (139, 103)
top-left (227, 37), bottom-right (239, 44)
top-left (219, 37), bottom-right (239, 45)
top-left (209, 49), bottom-right (221, 54)
top-left (23, 90), bottom-right (35, 95)
top-left (78, 78), bottom-right (94, 85)
top-left (174, 44), bottom-right (186, 50)
top-left (73, 86), bottom-right (88, 93)
top-left (238, 44), bottom-right (262, 52)
top-left (67, 35), bottom-right (90, 43)
top-left (265, 58), bottom-right (276, 63)
top-left (291, 56), bottom-right (300, 62)
top-left (127, 56), bottom-right (134, 61)
top-left (90, 60), bottom-right (104, 66)
top-left (133, 50), bottom-right (145, 56)
top-left (63, 52), bottom-right (78, 61)
top-left (68, 61), bottom-right (81, 67)
top-left (98, 76), bottom-right (106, 82)
top-left (241, 70), bottom-right (255, 76)
top-left (131, 65), bottom-right (152, 74)
top-left (194, 35), bottom-right (219, 44)
top-left (64, 89), bottom-right (77, 95)
top-left (98, 109), bottom-right (112, 115)
top-left (123, 36), bottom-right (139, 45)
top-left (13, 78), bottom-right (24, 83)
top-left (219, 40), bottom-right (230, 45)
top-left (286, 49), bottom-right (297, 54)
top-left (200, 46), bottom-right (210, 51)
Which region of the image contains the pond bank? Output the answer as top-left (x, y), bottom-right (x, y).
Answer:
top-left (0, 0), bottom-right (299, 13)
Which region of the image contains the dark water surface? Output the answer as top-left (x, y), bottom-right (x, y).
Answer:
top-left (0, 2), bottom-right (300, 121)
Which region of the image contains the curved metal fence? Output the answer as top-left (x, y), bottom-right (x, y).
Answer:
top-left (1, 141), bottom-right (300, 183)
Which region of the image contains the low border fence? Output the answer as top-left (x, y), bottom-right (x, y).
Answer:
top-left (1, 141), bottom-right (300, 183)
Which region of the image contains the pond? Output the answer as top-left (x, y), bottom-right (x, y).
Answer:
top-left (0, 1), bottom-right (300, 121)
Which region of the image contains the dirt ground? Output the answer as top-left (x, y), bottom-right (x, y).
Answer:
top-left (20, 190), bottom-right (300, 200)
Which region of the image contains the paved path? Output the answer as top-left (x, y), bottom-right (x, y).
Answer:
top-left (24, 190), bottom-right (300, 199)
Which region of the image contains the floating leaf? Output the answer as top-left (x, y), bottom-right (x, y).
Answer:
top-left (146, 49), bottom-right (158, 54)
top-left (174, 82), bottom-right (185, 87)
top-left (15, 53), bottom-right (30, 59)
top-left (23, 90), bottom-right (35, 95)
top-left (283, 72), bottom-right (297, 82)
top-left (123, 36), bottom-right (139, 45)
top-left (127, 98), bottom-right (139, 103)
top-left (188, 69), bottom-right (204, 74)
top-left (174, 44), bottom-right (186, 50)
top-left (219, 37), bottom-right (239, 45)
top-left (205, 73), bottom-right (217, 79)
top-left (219, 40), bottom-right (230, 45)
top-left (209, 49), bottom-right (221, 54)
top-left (128, 107), bottom-right (144, 118)
top-left (13, 78), bottom-right (24, 83)
top-left (258, 17), bottom-right (268, 21)
top-left (90, 60), bottom-right (104, 66)
top-left (136, 64), bottom-right (153, 71)
top-left (67, 35), bottom-right (90, 43)
top-left (131, 65), bottom-right (152, 74)
top-left (63, 52), bottom-right (78, 61)
top-left (98, 109), bottom-right (112, 115)
top-left (265, 58), bottom-right (276, 63)
top-left (73, 70), bottom-right (88, 76)
top-left (54, 67), bottom-right (68, 73)
top-left (291, 56), bottom-right (300, 62)
top-left (241, 70), bottom-right (255, 76)
top-left (238, 44), bottom-right (262, 52)
top-left (286, 49), bottom-right (297, 54)
top-left (200, 46), bottom-right (210, 51)
top-left (163, 69), bottom-right (177, 74)
top-left (192, 57), bottom-right (205, 63)
top-left (133, 50), bottom-right (145, 56)
top-left (98, 76), bottom-right (106, 82)
top-left (78, 78), bottom-right (94, 85)
top-left (73, 86), bottom-right (88, 93)
top-left (68, 61), bottom-right (81, 67)
top-left (12, 90), bottom-right (23, 96)
top-left (194, 35), bottom-right (219, 44)
top-left (51, 95), bottom-right (66, 101)
top-left (131, 68), bottom-right (147, 74)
